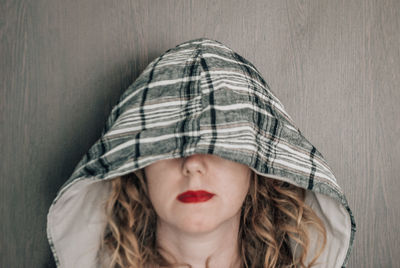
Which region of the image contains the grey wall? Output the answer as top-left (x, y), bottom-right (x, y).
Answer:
top-left (1, 0), bottom-right (399, 267)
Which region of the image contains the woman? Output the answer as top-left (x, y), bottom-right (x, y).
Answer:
top-left (46, 38), bottom-right (356, 268)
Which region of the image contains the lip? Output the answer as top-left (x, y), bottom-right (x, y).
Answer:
top-left (177, 190), bottom-right (215, 203)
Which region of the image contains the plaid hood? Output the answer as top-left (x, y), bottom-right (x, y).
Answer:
top-left (46, 38), bottom-right (356, 267)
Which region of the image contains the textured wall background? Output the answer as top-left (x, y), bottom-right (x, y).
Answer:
top-left (1, 0), bottom-right (399, 267)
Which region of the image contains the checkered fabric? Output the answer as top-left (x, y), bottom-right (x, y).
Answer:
top-left (47, 38), bottom-right (355, 267)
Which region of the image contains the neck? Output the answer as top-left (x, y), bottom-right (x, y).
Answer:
top-left (154, 212), bottom-right (242, 268)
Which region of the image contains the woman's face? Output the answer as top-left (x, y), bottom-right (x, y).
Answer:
top-left (143, 153), bottom-right (251, 234)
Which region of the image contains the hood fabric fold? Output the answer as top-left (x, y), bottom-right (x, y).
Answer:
top-left (47, 37), bottom-right (356, 267)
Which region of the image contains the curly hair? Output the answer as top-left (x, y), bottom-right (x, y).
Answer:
top-left (98, 168), bottom-right (327, 268)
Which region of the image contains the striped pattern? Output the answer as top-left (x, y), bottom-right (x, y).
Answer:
top-left (46, 38), bottom-right (356, 267)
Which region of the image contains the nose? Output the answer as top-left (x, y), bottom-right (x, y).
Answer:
top-left (181, 154), bottom-right (207, 177)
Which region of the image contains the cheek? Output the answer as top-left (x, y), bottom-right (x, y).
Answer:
top-left (235, 179), bottom-right (250, 203)
top-left (145, 175), bottom-right (178, 219)
top-left (145, 175), bottom-right (165, 209)
top-left (146, 183), bottom-right (168, 218)
top-left (221, 174), bottom-right (250, 207)
top-left (147, 179), bottom-right (165, 202)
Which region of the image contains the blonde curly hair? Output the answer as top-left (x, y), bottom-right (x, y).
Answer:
top-left (98, 168), bottom-right (327, 268)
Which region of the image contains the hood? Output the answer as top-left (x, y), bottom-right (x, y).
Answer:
top-left (46, 37), bottom-right (356, 267)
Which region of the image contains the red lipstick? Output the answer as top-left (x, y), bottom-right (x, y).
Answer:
top-left (177, 190), bottom-right (215, 203)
